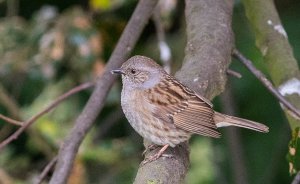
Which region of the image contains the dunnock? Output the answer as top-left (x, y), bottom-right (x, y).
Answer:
top-left (112, 55), bottom-right (268, 163)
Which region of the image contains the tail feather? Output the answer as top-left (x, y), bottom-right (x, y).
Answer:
top-left (214, 112), bottom-right (269, 133)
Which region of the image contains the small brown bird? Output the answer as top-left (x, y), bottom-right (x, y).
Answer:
top-left (112, 55), bottom-right (269, 163)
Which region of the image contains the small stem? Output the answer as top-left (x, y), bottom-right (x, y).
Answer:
top-left (0, 114), bottom-right (23, 126)
top-left (34, 156), bottom-right (58, 184)
top-left (227, 69), bottom-right (242, 78)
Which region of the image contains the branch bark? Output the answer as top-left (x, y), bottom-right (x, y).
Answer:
top-left (134, 0), bottom-right (234, 183)
top-left (242, 0), bottom-right (300, 129)
top-left (292, 172), bottom-right (300, 184)
top-left (176, 0), bottom-right (233, 99)
top-left (49, 1), bottom-right (159, 183)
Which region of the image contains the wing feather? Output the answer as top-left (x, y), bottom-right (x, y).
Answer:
top-left (147, 76), bottom-right (220, 138)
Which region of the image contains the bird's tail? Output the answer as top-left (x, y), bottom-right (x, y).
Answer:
top-left (214, 112), bottom-right (269, 133)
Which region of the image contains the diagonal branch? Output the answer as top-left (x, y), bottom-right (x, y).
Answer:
top-left (34, 156), bottom-right (58, 184)
top-left (0, 82), bottom-right (94, 150)
top-left (49, 1), bottom-right (159, 184)
top-left (233, 49), bottom-right (300, 119)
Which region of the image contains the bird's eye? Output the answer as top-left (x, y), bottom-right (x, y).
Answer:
top-left (130, 69), bottom-right (137, 74)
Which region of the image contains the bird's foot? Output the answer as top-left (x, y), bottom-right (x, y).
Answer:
top-left (141, 144), bottom-right (172, 166)
top-left (142, 144), bottom-right (159, 156)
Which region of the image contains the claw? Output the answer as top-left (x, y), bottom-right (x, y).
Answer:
top-left (141, 144), bottom-right (170, 166)
top-left (142, 144), bottom-right (159, 156)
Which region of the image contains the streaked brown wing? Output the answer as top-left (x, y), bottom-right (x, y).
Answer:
top-left (146, 76), bottom-right (220, 138)
top-left (172, 95), bottom-right (221, 138)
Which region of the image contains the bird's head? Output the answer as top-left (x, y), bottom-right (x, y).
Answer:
top-left (111, 55), bottom-right (166, 90)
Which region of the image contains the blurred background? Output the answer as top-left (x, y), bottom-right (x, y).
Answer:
top-left (0, 0), bottom-right (299, 183)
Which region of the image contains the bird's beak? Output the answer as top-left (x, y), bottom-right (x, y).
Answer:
top-left (111, 69), bottom-right (125, 75)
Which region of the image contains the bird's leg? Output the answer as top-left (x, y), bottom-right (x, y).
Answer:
top-left (142, 144), bottom-right (159, 156)
top-left (141, 144), bottom-right (171, 165)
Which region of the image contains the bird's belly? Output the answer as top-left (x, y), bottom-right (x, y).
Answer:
top-left (121, 96), bottom-right (190, 147)
top-left (134, 116), bottom-right (190, 147)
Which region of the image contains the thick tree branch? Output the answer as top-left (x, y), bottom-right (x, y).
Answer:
top-left (242, 0), bottom-right (300, 129)
top-left (49, 1), bottom-right (159, 183)
top-left (135, 0), bottom-right (234, 183)
top-left (176, 0), bottom-right (234, 99)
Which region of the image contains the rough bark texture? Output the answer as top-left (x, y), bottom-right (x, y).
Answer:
top-left (242, 0), bottom-right (300, 129)
top-left (134, 142), bottom-right (190, 184)
top-left (134, 0), bottom-right (234, 183)
top-left (49, 1), bottom-right (159, 183)
top-left (176, 0), bottom-right (234, 99)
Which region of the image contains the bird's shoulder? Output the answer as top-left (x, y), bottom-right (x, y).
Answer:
top-left (144, 74), bottom-right (212, 108)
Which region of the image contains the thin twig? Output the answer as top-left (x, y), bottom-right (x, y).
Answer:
top-left (49, 1), bottom-right (159, 184)
top-left (0, 114), bottom-right (23, 126)
top-left (233, 49), bottom-right (300, 118)
top-left (0, 82), bottom-right (94, 151)
top-left (34, 156), bottom-right (58, 184)
top-left (227, 69), bottom-right (242, 78)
